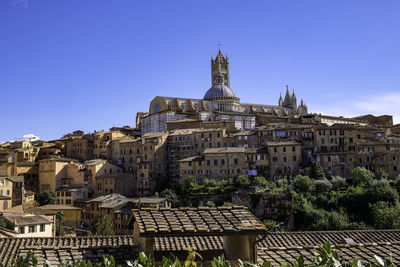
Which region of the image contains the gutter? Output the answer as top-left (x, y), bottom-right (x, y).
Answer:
top-left (253, 234), bottom-right (267, 264)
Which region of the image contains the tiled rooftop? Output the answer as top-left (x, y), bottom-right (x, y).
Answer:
top-left (257, 230), bottom-right (400, 266)
top-left (257, 242), bottom-right (400, 266)
top-left (133, 206), bottom-right (267, 237)
top-left (259, 229), bottom-right (400, 248)
top-left (0, 236), bottom-right (137, 266)
top-left (154, 236), bottom-right (223, 261)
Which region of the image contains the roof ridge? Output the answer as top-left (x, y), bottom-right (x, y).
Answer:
top-left (259, 240), bottom-right (400, 252)
top-left (266, 229), bottom-right (400, 235)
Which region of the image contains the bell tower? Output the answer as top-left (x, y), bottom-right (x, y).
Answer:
top-left (211, 49), bottom-right (230, 87)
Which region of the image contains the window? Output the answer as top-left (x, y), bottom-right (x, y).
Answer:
top-left (283, 147), bottom-right (286, 152)
top-left (321, 138), bottom-right (325, 144)
top-left (214, 159), bottom-right (218, 166)
top-left (292, 146), bottom-right (296, 152)
top-left (221, 159), bottom-right (225, 165)
top-left (19, 227), bottom-right (25, 234)
top-left (234, 158), bottom-right (238, 164)
top-left (207, 160), bottom-right (210, 166)
top-left (273, 148), bottom-right (277, 153)
top-left (293, 155), bottom-right (296, 161)
top-left (283, 157), bottom-right (287, 162)
top-left (277, 131), bottom-right (285, 137)
top-left (40, 224), bottom-right (45, 232)
top-left (28, 225), bottom-right (36, 233)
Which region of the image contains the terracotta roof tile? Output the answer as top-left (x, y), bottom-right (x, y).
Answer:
top-left (257, 242), bottom-right (400, 266)
top-left (0, 236), bottom-right (137, 266)
top-left (133, 206), bottom-right (267, 237)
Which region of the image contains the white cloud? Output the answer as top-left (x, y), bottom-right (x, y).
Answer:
top-left (23, 134), bottom-right (40, 142)
top-left (312, 93), bottom-right (400, 125)
top-left (9, 0), bottom-right (28, 8)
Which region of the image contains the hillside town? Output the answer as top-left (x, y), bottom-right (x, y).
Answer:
top-left (1, 51), bottom-right (400, 265)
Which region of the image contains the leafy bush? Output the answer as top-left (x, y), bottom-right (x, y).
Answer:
top-left (370, 179), bottom-right (390, 188)
top-left (92, 214), bottom-right (115, 236)
top-left (160, 188), bottom-right (177, 200)
top-left (262, 220), bottom-right (277, 231)
top-left (314, 179), bottom-right (333, 193)
top-left (375, 168), bottom-right (389, 180)
top-left (222, 202), bottom-right (233, 207)
top-left (309, 162), bottom-right (326, 180)
top-left (368, 184), bottom-right (399, 206)
top-left (330, 176), bottom-right (346, 190)
top-left (206, 201), bottom-right (216, 207)
top-left (36, 190), bottom-right (57, 206)
top-left (293, 175), bottom-right (314, 193)
top-left (352, 167), bottom-right (375, 186)
top-left (235, 175), bottom-right (251, 188)
top-left (370, 201), bottom-right (400, 229)
top-left (252, 176), bottom-right (268, 187)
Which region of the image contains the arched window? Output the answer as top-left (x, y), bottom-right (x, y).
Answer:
top-left (154, 102), bottom-right (160, 113)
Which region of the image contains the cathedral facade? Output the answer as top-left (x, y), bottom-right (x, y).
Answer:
top-left (141, 50), bottom-right (308, 134)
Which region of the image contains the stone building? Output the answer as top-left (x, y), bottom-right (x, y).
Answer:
top-left (179, 147), bottom-right (268, 182)
top-left (38, 158), bottom-right (85, 193)
top-left (140, 50), bottom-right (308, 134)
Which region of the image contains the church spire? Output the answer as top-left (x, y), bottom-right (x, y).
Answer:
top-left (278, 93), bottom-right (283, 106)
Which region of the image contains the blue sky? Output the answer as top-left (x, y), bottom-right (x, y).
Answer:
top-left (1, 0), bottom-right (400, 142)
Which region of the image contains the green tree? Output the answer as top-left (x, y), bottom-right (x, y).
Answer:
top-left (370, 201), bottom-right (400, 229)
top-left (314, 179), bottom-right (333, 193)
top-left (309, 162), bottom-right (326, 180)
top-left (92, 214), bottom-right (115, 236)
top-left (330, 176), bottom-right (346, 190)
top-left (56, 211), bottom-right (65, 236)
top-left (351, 167), bottom-right (375, 186)
top-left (235, 175), bottom-right (251, 188)
top-left (368, 184), bottom-right (399, 206)
top-left (36, 190), bottom-right (57, 206)
top-left (293, 175), bottom-right (314, 193)
top-left (160, 188), bottom-right (177, 200)
top-left (375, 168), bottom-right (389, 180)
top-left (339, 186), bottom-right (369, 222)
top-left (252, 176), bottom-right (268, 187)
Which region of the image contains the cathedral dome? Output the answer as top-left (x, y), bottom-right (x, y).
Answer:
top-left (204, 84), bottom-right (237, 100)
